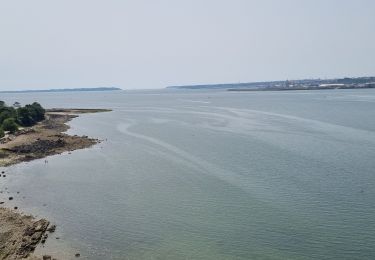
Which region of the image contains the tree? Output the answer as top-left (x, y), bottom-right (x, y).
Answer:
top-left (26, 102), bottom-right (45, 122)
top-left (17, 107), bottom-right (34, 126)
top-left (2, 118), bottom-right (18, 133)
top-left (0, 107), bottom-right (16, 125)
top-left (0, 111), bottom-right (13, 124)
top-left (0, 127), bottom-right (4, 138)
top-left (0, 101), bottom-right (45, 130)
top-left (31, 102), bottom-right (45, 121)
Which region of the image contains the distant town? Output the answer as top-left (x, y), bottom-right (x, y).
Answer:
top-left (168, 77), bottom-right (375, 91)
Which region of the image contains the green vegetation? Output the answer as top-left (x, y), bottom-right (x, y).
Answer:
top-left (2, 118), bottom-right (18, 133)
top-left (0, 101), bottom-right (45, 136)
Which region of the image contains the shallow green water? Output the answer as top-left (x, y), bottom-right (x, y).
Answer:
top-left (1, 89), bottom-right (375, 259)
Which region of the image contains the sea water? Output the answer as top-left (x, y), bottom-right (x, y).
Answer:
top-left (1, 89), bottom-right (375, 259)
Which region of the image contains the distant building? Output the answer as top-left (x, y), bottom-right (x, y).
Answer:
top-left (319, 84), bottom-right (345, 88)
top-left (285, 80), bottom-right (290, 88)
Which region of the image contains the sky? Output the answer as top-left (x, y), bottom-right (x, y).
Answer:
top-left (0, 0), bottom-right (374, 90)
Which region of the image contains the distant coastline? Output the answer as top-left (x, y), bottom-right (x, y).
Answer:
top-left (0, 87), bottom-right (122, 94)
top-left (168, 76), bottom-right (375, 91)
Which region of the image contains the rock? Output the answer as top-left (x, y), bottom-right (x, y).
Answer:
top-left (43, 255), bottom-right (52, 260)
top-left (47, 224), bottom-right (56, 233)
top-left (35, 223), bottom-right (45, 232)
top-left (14, 206), bottom-right (18, 210)
top-left (9, 139), bottom-right (66, 154)
top-left (9, 197), bottom-right (13, 200)
top-left (1, 209), bottom-right (50, 259)
top-left (41, 233), bottom-right (48, 244)
top-left (75, 253), bottom-right (81, 257)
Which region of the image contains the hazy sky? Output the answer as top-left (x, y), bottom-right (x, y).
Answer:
top-left (1, 0), bottom-right (374, 90)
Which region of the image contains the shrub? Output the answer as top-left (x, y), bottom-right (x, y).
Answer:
top-left (2, 118), bottom-right (18, 133)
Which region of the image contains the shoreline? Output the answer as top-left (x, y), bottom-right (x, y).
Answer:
top-left (0, 108), bottom-right (111, 167)
top-left (227, 86), bottom-right (375, 91)
top-left (0, 108), bottom-right (111, 260)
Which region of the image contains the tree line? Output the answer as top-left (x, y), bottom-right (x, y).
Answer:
top-left (0, 101), bottom-right (46, 137)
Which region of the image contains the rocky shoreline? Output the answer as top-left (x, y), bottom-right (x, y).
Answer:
top-left (0, 108), bottom-right (110, 167)
top-left (0, 208), bottom-right (50, 260)
top-left (0, 108), bottom-right (111, 259)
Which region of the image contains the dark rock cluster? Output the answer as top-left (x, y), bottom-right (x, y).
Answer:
top-left (7, 139), bottom-right (66, 154)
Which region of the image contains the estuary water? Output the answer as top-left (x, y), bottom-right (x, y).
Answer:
top-left (1, 89), bottom-right (375, 259)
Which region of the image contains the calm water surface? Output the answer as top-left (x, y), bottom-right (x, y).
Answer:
top-left (1, 89), bottom-right (375, 259)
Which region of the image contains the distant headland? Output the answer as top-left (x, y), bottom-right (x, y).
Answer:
top-left (168, 77), bottom-right (375, 91)
top-left (0, 87), bottom-right (122, 93)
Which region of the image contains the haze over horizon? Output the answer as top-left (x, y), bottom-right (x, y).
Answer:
top-left (1, 0), bottom-right (374, 91)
